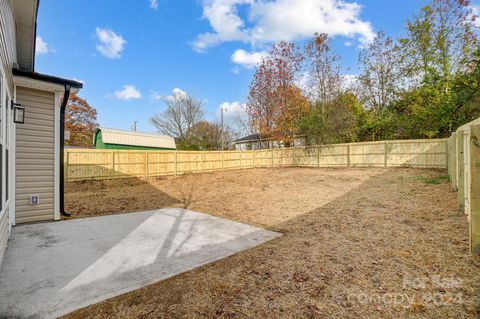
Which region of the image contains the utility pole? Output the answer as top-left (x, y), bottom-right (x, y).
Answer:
top-left (221, 107), bottom-right (224, 151)
top-left (131, 121), bottom-right (138, 132)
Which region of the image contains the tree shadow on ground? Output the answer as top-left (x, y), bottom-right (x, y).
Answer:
top-left (64, 176), bottom-right (181, 219)
top-left (63, 168), bottom-right (480, 319)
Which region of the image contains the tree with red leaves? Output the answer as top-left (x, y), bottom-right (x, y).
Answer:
top-left (65, 94), bottom-right (98, 147)
top-left (247, 41), bottom-right (306, 144)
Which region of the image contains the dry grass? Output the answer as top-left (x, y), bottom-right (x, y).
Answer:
top-left (63, 168), bottom-right (480, 318)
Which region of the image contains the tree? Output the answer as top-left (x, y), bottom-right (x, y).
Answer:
top-left (150, 93), bottom-right (204, 148)
top-left (304, 33), bottom-right (342, 112)
top-left (393, 0), bottom-right (479, 137)
top-left (274, 85), bottom-right (310, 140)
top-left (188, 120), bottom-right (235, 150)
top-left (296, 104), bottom-right (328, 147)
top-left (326, 92), bottom-right (364, 143)
top-left (65, 93), bottom-right (98, 147)
top-left (247, 41), bottom-right (305, 143)
top-left (357, 31), bottom-right (401, 111)
top-left (448, 48), bottom-right (480, 131)
top-left (244, 1), bottom-right (480, 144)
top-left (297, 91), bottom-right (364, 146)
top-left (400, 0), bottom-right (478, 89)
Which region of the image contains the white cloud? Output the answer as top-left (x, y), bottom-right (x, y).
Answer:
top-left (194, 0), bottom-right (251, 52)
top-left (150, 0), bottom-right (158, 9)
top-left (114, 85), bottom-right (142, 100)
top-left (36, 36), bottom-right (50, 54)
top-left (341, 74), bottom-right (358, 90)
top-left (164, 88), bottom-right (188, 102)
top-left (469, 4), bottom-right (480, 28)
top-left (218, 101), bottom-right (248, 122)
top-left (95, 28), bottom-right (127, 59)
top-left (194, 0), bottom-right (375, 51)
top-left (231, 49), bottom-right (268, 69)
top-left (150, 91), bottom-right (163, 102)
top-left (231, 66), bottom-right (241, 74)
top-left (298, 72), bottom-right (357, 96)
top-left (151, 88), bottom-right (191, 103)
top-left (295, 71), bottom-right (311, 93)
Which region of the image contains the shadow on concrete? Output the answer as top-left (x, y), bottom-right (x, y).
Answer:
top-left (0, 208), bottom-right (280, 318)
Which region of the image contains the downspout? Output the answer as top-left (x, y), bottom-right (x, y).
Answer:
top-left (59, 84), bottom-right (71, 217)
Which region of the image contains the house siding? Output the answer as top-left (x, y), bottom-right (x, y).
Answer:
top-left (15, 86), bottom-right (55, 223)
top-left (0, 0), bottom-right (16, 94)
top-left (0, 0), bottom-right (16, 268)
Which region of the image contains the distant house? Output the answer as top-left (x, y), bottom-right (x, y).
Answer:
top-left (233, 133), bottom-right (305, 150)
top-left (94, 128), bottom-right (176, 150)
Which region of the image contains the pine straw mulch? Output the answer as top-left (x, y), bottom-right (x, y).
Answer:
top-left (63, 168), bottom-right (480, 319)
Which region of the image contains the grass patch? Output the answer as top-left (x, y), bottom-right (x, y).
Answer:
top-left (415, 175), bottom-right (450, 185)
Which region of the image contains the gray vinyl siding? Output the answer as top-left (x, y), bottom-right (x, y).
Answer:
top-left (0, 0), bottom-right (16, 94)
top-left (0, 212), bottom-right (7, 264)
top-left (15, 86), bottom-right (55, 223)
top-left (0, 0), bottom-right (15, 267)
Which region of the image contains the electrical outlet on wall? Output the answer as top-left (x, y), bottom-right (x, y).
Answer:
top-left (30, 195), bottom-right (40, 205)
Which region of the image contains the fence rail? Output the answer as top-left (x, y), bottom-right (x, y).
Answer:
top-left (65, 138), bottom-right (447, 182)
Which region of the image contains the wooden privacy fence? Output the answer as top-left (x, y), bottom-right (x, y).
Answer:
top-left (65, 138), bottom-right (447, 182)
top-left (447, 117), bottom-right (480, 254)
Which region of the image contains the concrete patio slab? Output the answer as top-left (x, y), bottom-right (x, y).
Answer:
top-left (0, 208), bottom-right (280, 318)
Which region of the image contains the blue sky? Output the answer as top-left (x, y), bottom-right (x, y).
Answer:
top-left (35, 0), bottom-right (442, 132)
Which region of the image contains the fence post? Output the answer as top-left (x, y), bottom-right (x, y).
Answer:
top-left (65, 151), bottom-right (70, 182)
top-left (347, 145), bottom-right (351, 168)
top-left (446, 139), bottom-right (451, 176)
top-left (317, 146), bottom-right (320, 168)
top-left (111, 151), bottom-right (115, 180)
top-left (458, 133), bottom-right (465, 212)
top-left (145, 152), bottom-right (149, 179)
top-left (271, 148), bottom-right (274, 167)
top-left (222, 151), bottom-right (225, 170)
top-left (464, 131), bottom-right (471, 215)
top-left (451, 133), bottom-right (458, 191)
top-left (174, 151), bottom-right (178, 176)
top-left (470, 124), bottom-right (480, 253)
top-left (253, 150), bottom-right (256, 168)
top-left (384, 141), bottom-right (389, 167)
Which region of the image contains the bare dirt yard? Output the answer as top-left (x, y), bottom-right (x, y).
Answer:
top-left (63, 168), bottom-right (480, 318)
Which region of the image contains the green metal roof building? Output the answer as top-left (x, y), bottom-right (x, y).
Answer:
top-left (94, 128), bottom-right (176, 150)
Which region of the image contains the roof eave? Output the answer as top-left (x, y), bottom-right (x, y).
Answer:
top-left (13, 68), bottom-right (83, 89)
top-left (11, 0), bottom-right (39, 72)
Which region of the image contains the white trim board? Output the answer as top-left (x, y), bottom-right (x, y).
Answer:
top-left (54, 92), bottom-right (60, 221)
top-left (13, 76), bottom-right (80, 94)
top-left (10, 85), bottom-right (16, 227)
